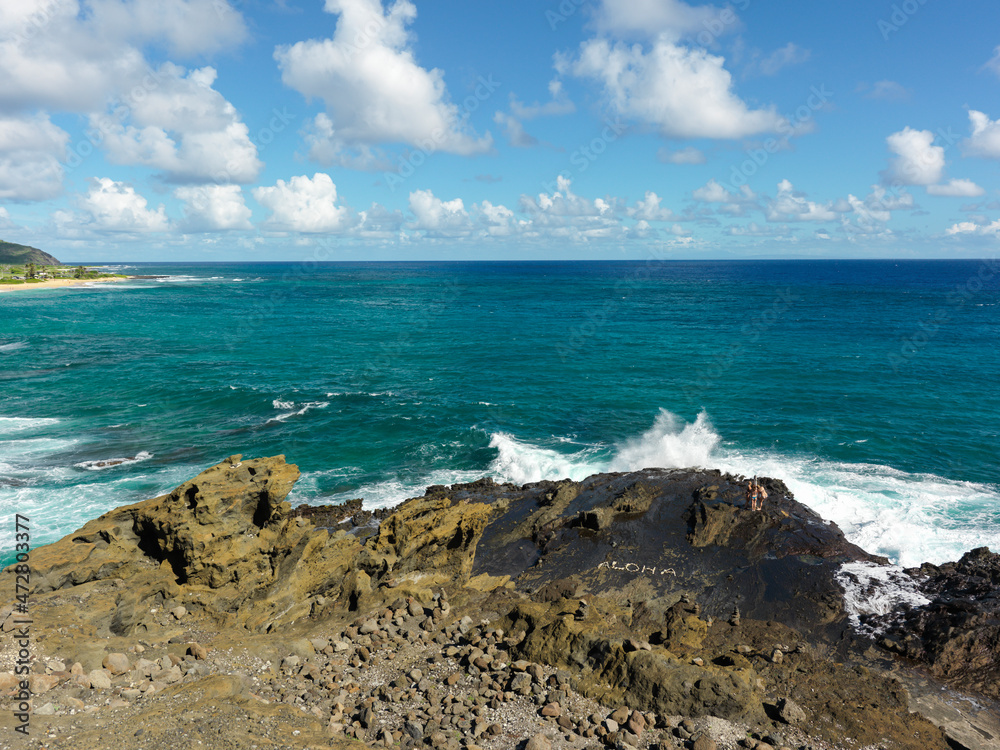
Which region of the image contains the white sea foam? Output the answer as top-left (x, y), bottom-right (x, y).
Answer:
top-left (0, 417), bottom-right (60, 435)
top-left (609, 410), bottom-right (720, 472)
top-left (835, 561), bottom-right (931, 633)
top-left (272, 399), bottom-right (294, 409)
top-left (75, 451), bottom-right (153, 471)
top-left (0, 342), bottom-right (26, 352)
top-left (0, 437), bottom-right (78, 458)
top-left (266, 401), bottom-right (330, 425)
top-left (488, 432), bottom-right (605, 485)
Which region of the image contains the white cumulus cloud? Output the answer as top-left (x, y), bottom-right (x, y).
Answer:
top-left (78, 178), bottom-right (169, 232)
top-left (628, 191), bottom-right (674, 221)
top-left (963, 110), bottom-right (1000, 159)
top-left (926, 179), bottom-right (985, 198)
top-left (946, 220), bottom-right (1000, 236)
top-left (253, 173), bottom-right (352, 233)
top-left (407, 190), bottom-right (472, 236)
top-left (881, 127), bottom-right (945, 186)
top-left (767, 179), bottom-right (837, 222)
top-left (564, 37), bottom-right (788, 139)
top-left (95, 64), bottom-right (261, 184)
top-left (0, 0), bottom-right (248, 113)
top-left (275, 0), bottom-right (492, 168)
top-left (175, 185), bottom-right (252, 231)
top-left (0, 113), bottom-right (69, 201)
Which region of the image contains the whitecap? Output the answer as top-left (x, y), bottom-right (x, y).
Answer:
top-left (266, 401), bottom-right (330, 425)
top-left (0, 417), bottom-right (60, 435)
top-left (0, 342), bottom-right (26, 353)
top-left (273, 399), bottom-right (294, 409)
top-left (0, 437), bottom-right (77, 458)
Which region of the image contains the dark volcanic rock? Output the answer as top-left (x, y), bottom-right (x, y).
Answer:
top-left (290, 498), bottom-right (393, 530)
top-left (874, 547), bottom-right (1000, 700)
top-left (468, 469), bottom-right (881, 640)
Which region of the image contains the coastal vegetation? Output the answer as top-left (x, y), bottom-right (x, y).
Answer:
top-left (0, 262), bottom-right (124, 285)
top-left (0, 240), bottom-right (126, 285)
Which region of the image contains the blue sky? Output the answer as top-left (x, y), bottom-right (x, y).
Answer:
top-left (2, 0), bottom-right (1000, 261)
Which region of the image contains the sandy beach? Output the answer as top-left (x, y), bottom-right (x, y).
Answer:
top-left (0, 276), bottom-right (131, 293)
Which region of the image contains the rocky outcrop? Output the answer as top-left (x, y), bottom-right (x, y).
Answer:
top-left (7, 455), bottom-right (996, 750)
top-left (873, 547), bottom-right (1000, 701)
top-left (26, 455), bottom-right (365, 634)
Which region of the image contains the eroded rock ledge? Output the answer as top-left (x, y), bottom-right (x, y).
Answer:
top-left (2, 455), bottom-right (998, 750)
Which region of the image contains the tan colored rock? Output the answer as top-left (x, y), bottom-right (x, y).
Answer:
top-left (88, 669), bottom-right (112, 689)
top-left (540, 702), bottom-right (561, 717)
top-left (358, 494), bottom-right (493, 584)
top-left (163, 665), bottom-right (183, 684)
top-left (103, 653), bottom-right (130, 675)
top-left (525, 734), bottom-right (552, 750)
top-left (29, 674), bottom-right (62, 694)
top-left (0, 673), bottom-right (19, 691)
top-left (21, 455), bottom-right (364, 635)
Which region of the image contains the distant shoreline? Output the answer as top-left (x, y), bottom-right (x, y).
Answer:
top-left (0, 276), bottom-right (132, 294)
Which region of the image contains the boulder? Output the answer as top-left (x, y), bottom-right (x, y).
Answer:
top-left (103, 653), bottom-right (131, 675)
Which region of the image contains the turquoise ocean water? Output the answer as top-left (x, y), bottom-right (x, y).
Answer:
top-left (1, 260), bottom-right (998, 569)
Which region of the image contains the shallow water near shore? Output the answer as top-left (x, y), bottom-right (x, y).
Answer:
top-left (1, 260), bottom-right (998, 568)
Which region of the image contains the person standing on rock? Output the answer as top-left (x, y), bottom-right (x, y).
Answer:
top-left (747, 477), bottom-right (768, 511)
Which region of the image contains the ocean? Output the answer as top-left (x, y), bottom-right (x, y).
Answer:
top-left (2, 260), bottom-right (998, 570)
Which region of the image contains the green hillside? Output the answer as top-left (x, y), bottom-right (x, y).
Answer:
top-left (0, 240), bottom-right (61, 266)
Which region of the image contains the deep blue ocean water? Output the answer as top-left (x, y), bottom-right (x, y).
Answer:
top-left (2, 260), bottom-right (998, 569)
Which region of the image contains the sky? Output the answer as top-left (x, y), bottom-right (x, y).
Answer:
top-left (1, 0), bottom-right (1000, 261)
